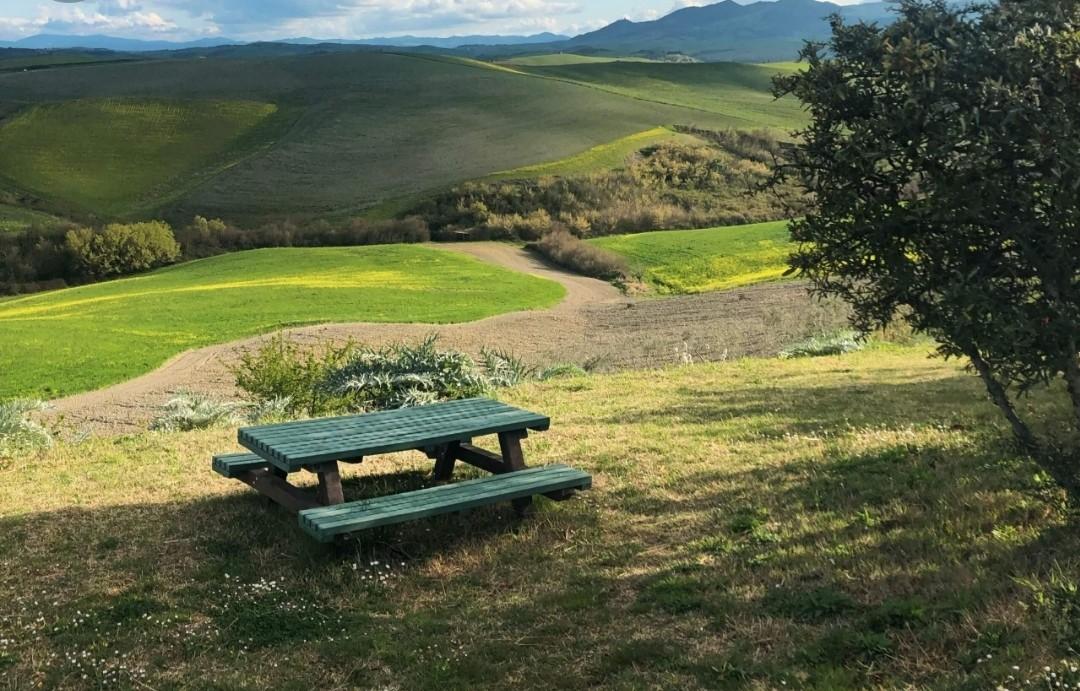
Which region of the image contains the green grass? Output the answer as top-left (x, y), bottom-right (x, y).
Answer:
top-left (0, 52), bottom-right (799, 222)
top-left (0, 347), bottom-right (1075, 688)
top-left (590, 220), bottom-right (793, 293)
top-left (484, 126), bottom-right (699, 180)
top-left (0, 203), bottom-right (65, 233)
top-left (514, 61), bottom-right (806, 132)
top-left (502, 54), bottom-right (660, 66)
top-left (0, 245), bottom-right (564, 399)
top-left (0, 98), bottom-right (279, 218)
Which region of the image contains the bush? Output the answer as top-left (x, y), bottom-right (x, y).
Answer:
top-left (323, 336), bottom-right (490, 411)
top-left (233, 337), bottom-right (354, 418)
top-left (66, 221), bottom-right (180, 279)
top-left (236, 337), bottom-right (537, 416)
top-left (529, 228), bottom-right (629, 281)
top-left (150, 392), bottom-right (244, 432)
top-left (779, 331), bottom-right (865, 360)
top-left (0, 399), bottom-right (52, 458)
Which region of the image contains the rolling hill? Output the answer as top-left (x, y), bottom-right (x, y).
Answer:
top-left (0, 245), bottom-right (564, 399)
top-left (0, 51), bottom-right (802, 223)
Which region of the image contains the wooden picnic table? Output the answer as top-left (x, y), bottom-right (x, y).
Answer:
top-left (212, 397), bottom-right (591, 542)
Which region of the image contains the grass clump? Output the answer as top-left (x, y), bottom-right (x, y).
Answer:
top-left (779, 331), bottom-right (865, 359)
top-left (0, 399), bottom-right (51, 457)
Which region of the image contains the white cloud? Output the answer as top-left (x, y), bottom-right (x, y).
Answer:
top-left (0, 3), bottom-right (175, 37)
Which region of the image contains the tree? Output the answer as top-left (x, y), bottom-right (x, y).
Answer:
top-left (66, 221), bottom-right (180, 279)
top-left (771, 0), bottom-right (1080, 496)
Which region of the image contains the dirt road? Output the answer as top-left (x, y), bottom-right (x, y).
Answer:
top-left (48, 243), bottom-right (845, 433)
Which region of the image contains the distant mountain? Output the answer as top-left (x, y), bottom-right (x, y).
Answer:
top-left (560, 0), bottom-right (895, 62)
top-left (0, 32), bottom-right (568, 53)
top-left (0, 34), bottom-right (240, 51)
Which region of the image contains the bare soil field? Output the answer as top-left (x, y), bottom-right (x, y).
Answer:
top-left (49, 244), bottom-right (848, 433)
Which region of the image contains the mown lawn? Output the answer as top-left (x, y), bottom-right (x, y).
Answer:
top-left (0, 346), bottom-right (1075, 689)
top-left (0, 98), bottom-right (279, 217)
top-left (0, 245), bottom-right (564, 399)
top-left (591, 221), bottom-right (793, 293)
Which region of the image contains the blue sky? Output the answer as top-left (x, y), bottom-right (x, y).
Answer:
top-left (0, 0), bottom-right (866, 41)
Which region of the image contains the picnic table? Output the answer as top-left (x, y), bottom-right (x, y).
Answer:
top-left (212, 397), bottom-right (591, 542)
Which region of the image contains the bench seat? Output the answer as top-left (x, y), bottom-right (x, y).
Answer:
top-left (298, 464), bottom-right (592, 542)
top-left (212, 452), bottom-right (269, 479)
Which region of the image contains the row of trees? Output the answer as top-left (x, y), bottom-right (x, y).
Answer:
top-left (0, 215), bottom-right (431, 295)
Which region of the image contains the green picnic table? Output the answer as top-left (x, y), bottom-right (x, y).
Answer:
top-left (212, 397), bottom-right (592, 542)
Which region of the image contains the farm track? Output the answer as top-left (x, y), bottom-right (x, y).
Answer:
top-left (48, 243), bottom-right (846, 434)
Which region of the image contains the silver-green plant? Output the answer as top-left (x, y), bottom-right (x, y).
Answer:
top-left (0, 399), bottom-right (52, 457)
top-left (779, 331), bottom-right (864, 360)
top-left (151, 392), bottom-right (245, 432)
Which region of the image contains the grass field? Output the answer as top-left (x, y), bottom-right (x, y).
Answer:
top-left (0, 99), bottom-right (279, 217)
top-left (0, 245), bottom-right (564, 399)
top-left (591, 221), bottom-right (793, 293)
top-left (502, 54), bottom-right (661, 66)
top-left (515, 61), bottom-right (805, 132)
top-left (484, 126), bottom-right (700, 180)
top-left (0, 346), bottom-right (1075, 689)
top-left (0, 52), bottom-right (802, 221)
top-left (0, 203), bottom-right (65, 233)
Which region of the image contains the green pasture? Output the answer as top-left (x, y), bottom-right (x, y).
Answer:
top-left (517, 61), bottom-right (806, 132)
top-left (0, 98), bottom-right (278, 218)
top-left (0, 203), bottom-right (65, 233)
top-left (0, 245), bottom-right (564, 398)
top-left (0, 52), bottom-right (798, 222)
top-left (591, 220), bottom-right (794, 293)
top-left (502, 54), bottom-right (660, 66)
top-left (485, 126), bottom-right (700, 180)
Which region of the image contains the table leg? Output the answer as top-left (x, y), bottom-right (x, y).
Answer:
top-left (313, 461), bottom-right (345, 506)
top-left (498, 431), bottom-right (533, 515)
top-left (433, 441), bottom-right (459, 483)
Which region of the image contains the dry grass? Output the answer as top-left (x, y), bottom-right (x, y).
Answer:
top-left (0, 346), bottom-right (1077, 689)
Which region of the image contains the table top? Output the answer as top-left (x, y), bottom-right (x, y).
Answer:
top-left (239, 397), bottom-right (550, 471)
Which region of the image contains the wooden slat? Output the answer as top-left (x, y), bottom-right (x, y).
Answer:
top-left (298, 465), bottom-right (592, 542)
top-left (212, 452), bottom-right (268, 479)
top-left (240, 398), bottom-right (550, 471)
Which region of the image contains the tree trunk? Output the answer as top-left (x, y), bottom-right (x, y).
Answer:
top-left (968, 348), bottom-right (1080, 500)
top-left (967, 349), bottom-right (1039, 451)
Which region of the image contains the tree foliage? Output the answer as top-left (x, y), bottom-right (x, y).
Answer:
top-left (65, 220), bottom-right (180, 279)
top-left (772, 0), bottom-right (1080, 494)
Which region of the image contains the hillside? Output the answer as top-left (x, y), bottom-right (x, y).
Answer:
top-left (0, 51), bottom-right (799, 222)
top-left (0, 245), bottom-right (564, 399)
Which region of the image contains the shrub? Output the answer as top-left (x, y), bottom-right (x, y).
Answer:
top-left (233, 337), bottom-right (354, 418)
top-left (479, 348), bottom-right (534, 388)
top-left (323, 336), bottom-right (490, 412)
top-left (530, 228), bottom-right (629, 281)
top-left (538, 363), bottom-right (588, 380)
top-left (779, 331), bottom-right (864, 360)
top-left (150, 392), bottom-right (244, 432)
top-left (66, 221), bottom-right (180, 279)
top-left (0, 399), bottom-right (52, 457)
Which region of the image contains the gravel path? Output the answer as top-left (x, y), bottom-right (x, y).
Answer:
top-left (47, 243), bottom-right (845, 433)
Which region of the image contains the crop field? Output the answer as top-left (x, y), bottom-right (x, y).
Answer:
top-left (0, 52), bottom-right (796, 222)
top-left (0, 98), bottom-right (279, 218)
top-left (0, 347), bottom-right (1075, 689)
top-left (591, 220), bottom-right (793, 293)
top-left (514, 61), bottom-right (806, 132)
top-left (0, 245), bottom-right (563, 399)
top-left (485, 126), bottom-right (700, 180)
top-left (0, 203), bottom-right (65, 233)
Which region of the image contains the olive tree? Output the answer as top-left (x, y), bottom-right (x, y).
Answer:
top-left (771, 0), bottom-right (1080, 495)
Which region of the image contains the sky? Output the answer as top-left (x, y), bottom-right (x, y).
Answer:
top-left (0, 0), bottom-right (868, 42)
